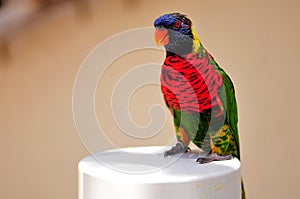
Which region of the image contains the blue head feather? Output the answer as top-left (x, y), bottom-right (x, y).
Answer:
top-left (154, 14), bottom-right (177, 27)
top-left (154, 13), bottom-right (192, 35)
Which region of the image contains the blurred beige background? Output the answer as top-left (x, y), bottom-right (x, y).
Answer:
top-left (1, 0), bottom-right (300, 198)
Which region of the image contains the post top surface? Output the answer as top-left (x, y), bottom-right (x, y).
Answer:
top-left (78, 146), bottom-right (240, 184)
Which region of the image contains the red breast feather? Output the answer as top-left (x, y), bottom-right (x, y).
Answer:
top-left (161, 53), bottom-right (223, 114)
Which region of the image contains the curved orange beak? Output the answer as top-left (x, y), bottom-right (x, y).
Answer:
top-left (154, 28), bottom-right (169, 46)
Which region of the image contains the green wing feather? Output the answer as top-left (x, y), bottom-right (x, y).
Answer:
top-left (211, 57), bottom-right (241, 159)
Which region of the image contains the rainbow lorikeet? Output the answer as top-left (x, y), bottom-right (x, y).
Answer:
top-left (154, 13), bottom-right (245, 198)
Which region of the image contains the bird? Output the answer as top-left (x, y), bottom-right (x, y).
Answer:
top-left (154, 13), bottom-right (245, 198)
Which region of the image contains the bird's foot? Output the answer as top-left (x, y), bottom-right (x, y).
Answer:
top-left (164, 142), bottom-right (190, 157)
top-left (196, 153), bottom-right (233, 164)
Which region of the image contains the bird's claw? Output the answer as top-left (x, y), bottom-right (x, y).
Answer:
top-left (196, 153), bottom-right (233, 164)
top-left (164, 142), bottom-right (189, 157)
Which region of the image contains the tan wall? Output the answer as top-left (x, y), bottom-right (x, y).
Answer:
top-left (1, 0), bottom-right (300, 198)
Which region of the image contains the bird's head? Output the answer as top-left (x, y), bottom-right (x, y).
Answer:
top-left (154, 13), bottom-right (198, 55)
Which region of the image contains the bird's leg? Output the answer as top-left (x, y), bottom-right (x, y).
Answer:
top-left (196, 153), bottom-right (233, 164)
top-left (164, 142), bottom-right (190, 157)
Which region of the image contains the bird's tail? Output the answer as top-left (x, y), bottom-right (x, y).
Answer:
top-left (242, 179), bottom-right (246, 199)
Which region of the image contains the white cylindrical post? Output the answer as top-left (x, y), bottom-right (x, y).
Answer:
top-left (78, 146), bottom-right (241, 199)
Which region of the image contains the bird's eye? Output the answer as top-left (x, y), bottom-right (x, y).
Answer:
top-left (174, 21), bottom-right (181, 29)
